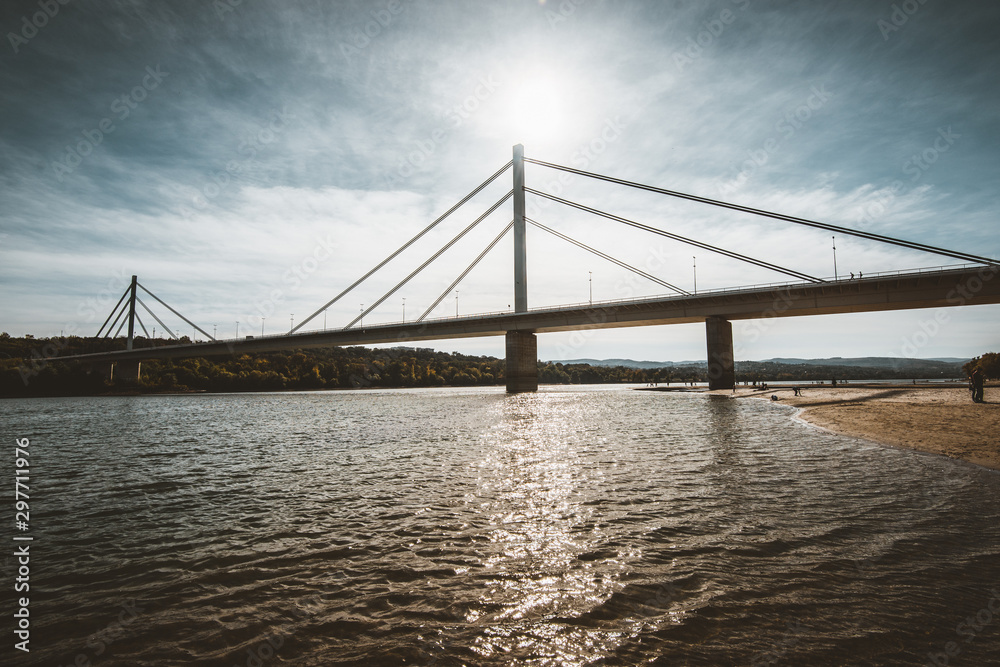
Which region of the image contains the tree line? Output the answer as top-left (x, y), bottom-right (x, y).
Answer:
top-left (963, 353), bottom-right (1000, 379)
top-left (0, 334), bottom-right (986, 398)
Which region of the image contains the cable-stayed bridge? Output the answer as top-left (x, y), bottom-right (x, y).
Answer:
top-left (51, 145), bottom-right (1000, 392)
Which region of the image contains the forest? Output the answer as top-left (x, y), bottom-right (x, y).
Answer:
top-left (0, 333), bottom-right (984, 398)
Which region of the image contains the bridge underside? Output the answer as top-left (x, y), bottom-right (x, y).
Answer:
top-left (57, 266), bottom-right (1000, 392)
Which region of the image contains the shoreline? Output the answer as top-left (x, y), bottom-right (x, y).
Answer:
top-left (714, 384), bottom-right (999, 470)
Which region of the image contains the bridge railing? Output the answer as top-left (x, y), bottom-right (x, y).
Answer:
top-left (183, 262), bottom-right (989, 343)
top-left (520, 262), bottom-right (989, 316)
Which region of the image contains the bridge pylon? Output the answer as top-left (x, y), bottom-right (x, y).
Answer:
top-left (506, 144), bottom-right (539, 393)
top-left (706, 316), bottom-right (735, 390)
top-left (126, 274), bottom-right (138, 351)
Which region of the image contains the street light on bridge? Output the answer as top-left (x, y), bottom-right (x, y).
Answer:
top-left (290, 314), bottom-right (294, 332)
top-left (455, 290), bottom-right (459, 317)
top-left (693, 256), bottom-right (697, 294)
top-left (235, 321), bottom-right (239, 339)
top-left (402, 297), bottom-right (406, 323)
top-left (832, 235), bottom-right (838, 280)
top-left (589, 271), bottom-right (592, 305)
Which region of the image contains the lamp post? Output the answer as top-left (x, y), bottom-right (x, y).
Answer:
top-left (589, 271), bottom-right (592, 305)
top-left (455, 290), bottom-right (459, 317)
top-left (360, 304), bottom-right (364, 328)
top-left (290, 314), bottom-right (294, 332)
top-left (402, 297), bottom-right (406, 323)
top-left (832, 236), bottom-right (838, 280)
top-left (261, 317), bottom-right (265, 337)
top-left (693, 256), bottom-right (697, 294)
top-left (323, 309), bottom-right (327, 331)
top-left (235, 321), bottom-right (239, 339)
top-left (213, 324), bottom-right (217, 339)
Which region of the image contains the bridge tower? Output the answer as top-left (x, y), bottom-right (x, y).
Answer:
top-left (115, 275), bottom-right (142, 383)
top-left (705, 316), bottom-right (735, 390)
top-left (505, 143), bottom-right (538, 393)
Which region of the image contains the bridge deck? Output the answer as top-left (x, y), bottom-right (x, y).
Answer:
top-left (53, 266), bottom-right (999, 365)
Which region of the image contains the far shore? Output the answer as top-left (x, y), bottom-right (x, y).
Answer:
top-left (710, 383), bottom-right (999, 470)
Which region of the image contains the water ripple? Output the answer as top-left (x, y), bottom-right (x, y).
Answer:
top-left (2, 386), bottom-right (999, 666)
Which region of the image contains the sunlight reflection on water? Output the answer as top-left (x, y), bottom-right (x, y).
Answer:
top-left (468, 393), bottom-right (634, 664)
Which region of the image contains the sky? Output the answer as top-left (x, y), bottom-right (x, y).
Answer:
top-left (1, 0), bottom-right (998, 363)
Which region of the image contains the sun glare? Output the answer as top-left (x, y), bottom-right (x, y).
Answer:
top-left (507, 74), bottom-right (571, 146)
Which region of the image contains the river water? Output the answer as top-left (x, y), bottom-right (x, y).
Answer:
top-left (3, 386), bottom-right (999, 666)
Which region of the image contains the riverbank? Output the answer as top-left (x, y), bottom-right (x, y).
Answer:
top-left (717, 384), bottom-right (1000, 470)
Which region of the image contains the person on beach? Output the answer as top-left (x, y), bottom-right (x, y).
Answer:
top-left (971, 368), bottom-right (985, 403)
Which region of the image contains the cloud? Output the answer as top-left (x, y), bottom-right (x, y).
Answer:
top-left (1, 0), bottom-right (997, 357)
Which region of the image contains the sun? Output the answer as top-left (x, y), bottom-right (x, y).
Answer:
top-left (507, 74), bottom-right (571, 145)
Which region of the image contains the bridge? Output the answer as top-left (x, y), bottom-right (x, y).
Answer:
top-left (51, 145), bottom-right (1000, 392)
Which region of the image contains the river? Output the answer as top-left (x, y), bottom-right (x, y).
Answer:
top-left (3, 386), bottom-right (999, 666)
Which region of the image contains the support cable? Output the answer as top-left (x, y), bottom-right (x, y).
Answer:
top-left (525, 217), bottom-right (690, 295)
top-left (136, 297), bottom-right (179, 340)
top-left (133, 312), bottom-right (151, 339)
top-left (418, 221), bottom-right (514, 321)
top-left (102, 298), bottom-right (130, 339)
top-left (137, 284), bottom-right (215, 341)
top-left (345, 191), bottom-right (513, 329)
top-left (524, 158), bottom-right (997, 266)
top-left (526, 188), bottom-right (824, 283)
top-left (113, 314), bottom-right (129, 338)
top-left (292, 160), bottom-right (514, 334)
top-left (96, 286), bottom-right (131, 337)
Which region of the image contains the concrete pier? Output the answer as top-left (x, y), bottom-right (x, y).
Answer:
top-left (705, 316), bottom-right (735, 390)
top-left (113, 359), bottom-right (142, 384)
top-left (505, 330), bottom-right (537, 393)
top-left (90, 362), bottom-right (115, 383)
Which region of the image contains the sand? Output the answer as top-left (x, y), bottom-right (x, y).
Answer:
top-left (716, 384), bottom-right (1000, 470)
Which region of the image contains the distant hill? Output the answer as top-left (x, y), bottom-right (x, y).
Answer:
top-left (762, 357), bottom-right (967, 371)
top-left (559, 358), bottom-right (705, 369)
top-left (557, 356), bottom-right (968, 370)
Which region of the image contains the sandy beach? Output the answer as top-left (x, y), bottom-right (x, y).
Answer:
top-left (715, 384), bottom-right (1000, 470)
